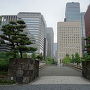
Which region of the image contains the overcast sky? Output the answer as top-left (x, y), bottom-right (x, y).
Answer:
top-left (0, 0), bottom-right (90, 42)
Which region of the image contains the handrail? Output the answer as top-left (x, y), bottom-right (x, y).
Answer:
top-left (39, 63), bottom-right (46, 70)
top-left (66, 64), bottom-right (82, 71)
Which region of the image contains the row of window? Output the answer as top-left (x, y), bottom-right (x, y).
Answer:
top-left (25, 22), bottom-right (39, 24)
top-left (27, 25), bottom-right (39, 27)
top-left (28, 30), bottom-right (39, 31)
top-left (27, 27), bottom-right (39, 29)
top-left (60, 36), bottom-right (80, 38)
top-left (24, 20), bottom-right (40, 22)
top-left (22, 18), bottom-right (40, 20)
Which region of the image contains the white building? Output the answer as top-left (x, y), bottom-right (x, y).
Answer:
top-left (57, 22), bottom-right (82, 65)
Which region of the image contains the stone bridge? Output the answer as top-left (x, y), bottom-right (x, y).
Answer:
top-left (0, 65), bottom-right (90, 90)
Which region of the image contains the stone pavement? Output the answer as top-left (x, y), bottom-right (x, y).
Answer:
top-left (31, 66), bottom-right (90, 84)
top-left (31, 76), bottom-right (90, 84)
top-left (0, 65), bottom-right (90, 90)
top-left (39, 66), bottom-right (82, 76)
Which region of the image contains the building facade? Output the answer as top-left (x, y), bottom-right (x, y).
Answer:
top-left (84, 5), bottom-right (90, 53)
top-left (2, 15), bottom-right (17, 22)
top-left (81, 12), bottom-right (86, 54)
top-left (17, 12), bottom-right (46, 54)
top-left (65, 2), bottom-right (80, 22)
top-left (57, 22), bottom-right (82, 65)
top-left (46, 27), bottom-right (54, 58)
top-left (85, 5), bottom-right (90, 38)
top-left (54, 43), bottom-right (57, 61)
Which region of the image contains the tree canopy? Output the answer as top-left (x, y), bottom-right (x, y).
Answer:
top-left (62, 54), bottom-right (71, 64)
top-left (74, 52), bottom-right (81, 65)
top-left (0, 20), bottom-right (37, 58)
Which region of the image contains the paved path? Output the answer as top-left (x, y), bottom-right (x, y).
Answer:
top-left (32, 66), bottom-right (90, 84)
top-left (0, 65), bottom-right (90, 90)
top-left (40, 66), bottom-right (82, 76)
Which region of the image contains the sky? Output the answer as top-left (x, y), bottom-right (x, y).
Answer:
top-left (0, 0), bottom-right (90, 42)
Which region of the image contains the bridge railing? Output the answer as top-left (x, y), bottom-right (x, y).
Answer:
top-left (39, 62), bottom-right (46, 70)
top-left (64, 63), bottom-right (82, 71)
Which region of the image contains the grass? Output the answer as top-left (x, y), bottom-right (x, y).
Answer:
top-left (0, 80), bottom-right (16, 85)
top-left (0, 71), bottom-right (16, 85)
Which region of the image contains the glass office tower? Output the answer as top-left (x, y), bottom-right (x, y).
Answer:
top-left (65, 2), bottom-right (80, 22)
top-left (17, 12), bottom-right (46, 54)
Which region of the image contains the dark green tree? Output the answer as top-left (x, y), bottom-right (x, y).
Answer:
top-left (74, 52), bottom-right (81, 65)
top-left (31, 52), bottom-right (36, 60)
top-left (0, 20), bottom-right (37, 58)
top-left (37, 53), bottom-right (43, 61)
top-left (70, 54), bottom-right (75, 63)
top-left (46, 57), bottom-right (56, 64)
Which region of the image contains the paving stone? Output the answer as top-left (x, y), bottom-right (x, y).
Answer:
top-left (1, 66), bottom-right (90, 90)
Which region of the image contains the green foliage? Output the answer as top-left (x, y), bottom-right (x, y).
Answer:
top-left (0, 52), bottom-right (12, 71)
top-left (23, 53), bottom-right (28, 58)
top-left (0, 52), bottom-right (20, 71)
top-left (31, 53), bottom-right (36, 60)
top-left (37, 53), bottom-right (43, 61)
top-left (0, 20), bottom-right (37, 58)
top-left (70, 54), bottom-right (75, 63)
top-left (74, 52), bottom-right (81, 65)
top-left (62, 54), bottom-right (71, 64)
top-left (46, 57), bottom-right (56, 64)
top-left (0, 80), bottom-right (16, 85)
top-left (0, 59), bottom-right (9, 71)
top-left (81, 54), bottom-right (90, 61)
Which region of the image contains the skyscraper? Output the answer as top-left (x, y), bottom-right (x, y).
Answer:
top-left (81, 12), bottom-right (86, 54)
top-left (84, 5), bottom-right (90, 52)
top-left (65, 2), bottom-right (80, 22)
top-left (46, 27), bottom-right (54, 58)
top-left (85, 5), bottom-right (90, 38)
top-left (57, 22), bottom-right (82, 65)
top-left (2, 15), bottom-right (17, 22)
top-left (17, 12), bottom-right (46, 54)
top-left (54, 43), bottom-right (57, 61)
top-left (0, 13), bottom-right (47, 55)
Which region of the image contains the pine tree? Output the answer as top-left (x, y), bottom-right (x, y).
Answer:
top-left (0, 20), bottom-right (37, 58)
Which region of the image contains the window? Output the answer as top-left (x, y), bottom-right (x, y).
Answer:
top-left (22, 18), bottom-right (40, 20)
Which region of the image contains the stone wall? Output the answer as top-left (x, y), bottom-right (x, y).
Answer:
top-left (82, 61), bottom-right (90, 80)
top-left (8, 58), bottom-right (39, 84)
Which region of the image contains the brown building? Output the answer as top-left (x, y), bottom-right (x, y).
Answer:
top-left (85, 5), bottom-right (90, 38)
top-left (85, 5), bottom-right (90, 53)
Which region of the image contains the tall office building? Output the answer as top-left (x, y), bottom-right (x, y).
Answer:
top-left (1, 15), bottom-right (17, 22)
top-left (0, 16), bottom-right (16, 52)
top-left (65, 2), bottom-right (80, 22)
top-left (54, 43), bottom-right (57, 61)
top-left (84, 5), bottom-right (90, 52)
top-left (57, 22), bottom-right (82, 65)
top-left (46, 27), bottom-right (54, 58)
top-left (85, 5), bottom-right (90, 38)
top-left (17, 12), bottom-right (46, 54)
top-left (0, 15), bottom-right (17, 34)
top-left (81, 12), bottom-right (86, 54)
